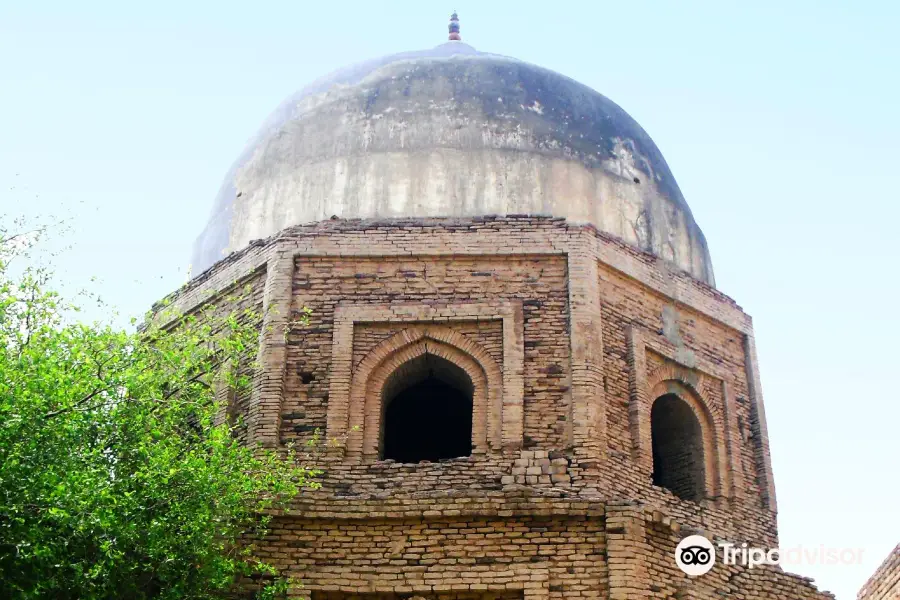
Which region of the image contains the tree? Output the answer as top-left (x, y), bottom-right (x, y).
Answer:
top-left (0, 218), bottom-right (318, 599)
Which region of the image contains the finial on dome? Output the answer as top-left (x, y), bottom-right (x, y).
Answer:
top-left (448, 11), bottom-right (461, 41)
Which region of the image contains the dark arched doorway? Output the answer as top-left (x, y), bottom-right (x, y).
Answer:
top-left (381, 353), bottom-right (473, 462)
top-left (651, 393), bottom-right (706, 502)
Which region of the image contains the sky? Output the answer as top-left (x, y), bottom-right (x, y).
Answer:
top-left (1, 1), bottom-right (898, 597)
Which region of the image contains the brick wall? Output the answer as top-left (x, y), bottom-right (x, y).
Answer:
top-left (262, 511), bottom-right (605, 598)
top-left (157, 216), bottom-right (830, 599)
top-left (284, 255), bottom-right (567, 452)
top-left (858, 544), bottom-right (900, 600)
top-left (312, 594), bottom-right (523, 599)
top-left (165, 268), bottom-right (267, 445)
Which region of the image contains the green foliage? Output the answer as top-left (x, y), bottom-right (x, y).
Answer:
top-left (0, 219), bottom-right (318, 599)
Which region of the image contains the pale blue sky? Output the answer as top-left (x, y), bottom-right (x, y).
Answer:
top-left (1, 1), bottom-right (897, 597)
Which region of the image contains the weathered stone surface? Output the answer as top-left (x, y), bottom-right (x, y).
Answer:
top-left (191, 42), bottom-right (714, 285)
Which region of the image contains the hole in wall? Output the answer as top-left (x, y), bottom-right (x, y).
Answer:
top-left (381, 353), bottom-right (473, 463)
top-left (651, 393), bottom-right (706, 502)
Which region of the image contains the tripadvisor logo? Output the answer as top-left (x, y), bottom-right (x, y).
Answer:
top-left (674, 534), bottom-right (865, 576)
top-left (675, 535), bottom-right (716, 576)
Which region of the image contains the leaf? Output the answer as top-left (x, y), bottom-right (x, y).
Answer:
top-left (0, 215), bottom-right (317, 599)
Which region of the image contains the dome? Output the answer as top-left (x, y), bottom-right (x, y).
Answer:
top-left (192, 40), bottom-right (714, 285)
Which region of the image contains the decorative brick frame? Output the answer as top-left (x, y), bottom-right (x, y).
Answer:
top-left (350, 327), bottom-right (502, 459)
top-left (327, 302), bottom-right (525, 459)
top-left (627, 327), bottom-right (743, 501)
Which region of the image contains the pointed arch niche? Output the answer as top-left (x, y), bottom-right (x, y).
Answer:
top-left (326, 303), bottom-right (524, 462)
top-left (627, 326), bottom-right (743, 502)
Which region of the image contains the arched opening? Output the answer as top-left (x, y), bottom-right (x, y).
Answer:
top-left (381, 352), bottom-right (473, 462)
top-left (651, 393), bottom-right (706, 502)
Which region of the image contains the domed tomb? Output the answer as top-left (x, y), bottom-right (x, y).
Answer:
top-left (192, 40), bottom-right (714, 285)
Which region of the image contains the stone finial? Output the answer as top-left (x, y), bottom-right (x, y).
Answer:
top-left (448, 11), bottom-right (461, 41)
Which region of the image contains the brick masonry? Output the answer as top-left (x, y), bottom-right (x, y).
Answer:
top-left (858, 544), bottom-right (900, 600)
top-left (160, 216), bottom-right (835, 599)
